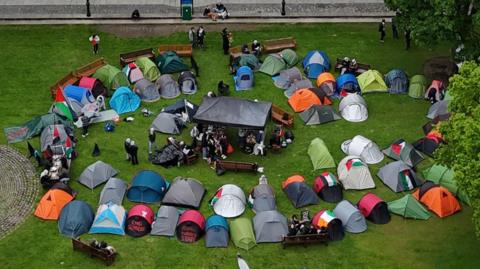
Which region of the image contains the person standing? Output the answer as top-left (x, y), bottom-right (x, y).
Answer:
top-left (130, 140), bottom-right (139, 165)
top-left (378, 19), bottom-right (386, 43)
top-left (197, 26), bottom-right (206, 49)
top-left (188, 27), bottom-right (197, 48)
top-left (405, 29), bottom-right (412, 50)
top-left (81, 116), bottom-right (91, 138)
top-left (89, 34), bottom-right (100, 54)
top-left (222, 28), bottom-right (230, 55)
top-left (148, 128), bottom-right (156, 154)
top-left (392, 18), bottom-right (398, 39)
top-left (124, 138), bottom-right (132, 161)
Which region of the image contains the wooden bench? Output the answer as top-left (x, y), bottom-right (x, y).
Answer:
top-left (335, 58), bottom-right (371, 76)
top-left (158, 44), bottom-right (193, 57)
top-left (50, 72), bottom-right (80, 99)
top-left (271, 104), bottom-right (294, 128)
top-left (185, 153), bottom-right (199, 165)
top-left (262, 37), bottom-right (296, 53)
top-left (120, 48), bottom-right (155, 67)
top-left (217, 160), bottom-right (259, 173)
top-left (74, 58), bottom-right (107, 77)
top-left (281, 233), bottom-right (329, 248)
top-left (72, 238), bottom-right (117, 266)
top-left (229, 45), bottom-right (243, 62)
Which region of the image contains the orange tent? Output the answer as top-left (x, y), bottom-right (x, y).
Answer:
top-left (34, 189), bottom-right (74, 220)
top-left (316, 72), bottom-right (335, 87)
top-left (413, 186), bottom-right (461, 218)
top-left (282, 175), bottom-right (305, 189)
top-left (288, 88), bottom-right (332, 112)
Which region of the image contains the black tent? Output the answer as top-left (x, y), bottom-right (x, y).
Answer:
top-left (162, 99), bottom-right (198, 121)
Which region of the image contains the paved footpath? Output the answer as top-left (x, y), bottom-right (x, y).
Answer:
top-left (0, 145), bottom-right (38, 240)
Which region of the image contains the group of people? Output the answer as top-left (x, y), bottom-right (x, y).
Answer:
top-left (188, 26), bottom-right (206, 48)
top-left (379, 18), bottom-right (411, 50)
top-left (287, 211), bottom-right (327, 236)
top-left (268, 124), bottom-right (293, 149)
top-left (39, 155), bottom-right (70, 188)
top-left (190, 124), bottom-right (229, 166)
top-left (339, 57), bottom-right (359, 75)
top-left (241, 40), bottom-right (262, 56)
top-left (204, 2), bottom-right (229, 21)
top-left (124, 138), bottom-right (139, 165)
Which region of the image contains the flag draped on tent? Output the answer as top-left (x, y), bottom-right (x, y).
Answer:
top-left (54, 87), bottom-right (74, 121)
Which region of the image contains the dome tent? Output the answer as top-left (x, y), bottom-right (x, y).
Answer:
top-left (333, 200), bottom-right (367, 233)
top-left (231, 54), bottom-right (261, 74)
top-left (338, 94), bottom-right (368, 122)
top-left (382, 138), bottom-right (424, 167)
top-left (341, 135), bottom-right (384, 164)
top-left (64, 85), bottom-right (95, 105)
top-left (234, 66), bottom-right (254, 91)
top-left (288, 88), bottom-right (332, 112)
top-left (40, 124), bottom-right (74, 155)
top-left (316, 72), bottom-right (336, 96)
top-left (210, 184), bottom-right (246, 218)
top-left (151, 205), bottom-right (180, 237)
top-left (357, 70), bottom-right (388, 93)
top-left (205, 215), bottom-right (229, 248)
top-left (127, 170), bottom-right (168, 203)
top-left (89, 202), bottom-right (126, 235)
top-left (302, 50), bottom-right (330, 79)
top-left (58, 200), bottom-right (94, 238)
top-left (412, 183), bottom-right (461, 218)
top-left (34, 189), bottom-right (74, 220)
top-left (125, 204), bottom-right (154, 237)
top-left (78, 76), bottom-right (108, 98)
top-left (408, 75), bottom-right (428, 98)
top-left (253, 210), bottom-right (288, 243)
top-left (427, 100), bottom-right (449, 119)
top-left (282, 175), bottom-right (320, 208)
top-left (109, 86), bottom-right (141, 114)
top-left (78, 160), bottom-right (118, 190)
top-left (388, 194), bottom-right (431, 220)
top-left (161, 177), bottom-right (206, 209)
top-left (312, 209), bottom-right (345, 241)
top-left (156, 51), bottom-right (190, 74)
top-left (98, 177), bottom-right (127, 205)
top-left (283, 79), bottom-right (313, 98)
top-left (300, 105), bottom-right (341, 125)
top-left (280, 48), bottom-right (299, 68)
top-left (135, 56), bottom-right (160, 82)
top-left (385, 69), bottom-right (408, 94)
top-left (259, 54), bottom-right (287, 76)
top-left (313, 172), bottom-right (343, 203)
top-left (336, 73), bottom-right (360, 95)
top-left (122, 62), bottom-right (144, 84)
top-left (337, 156), bottom-right (375, 190)
top-left (357, 193), bottom-right (390, 224)
top-left (378, 161), bottom-right (422, 192)
top-left (274, 67), bottom-right (302, 90)
top-left (156, 74), bottom-right (181, 99)
top-left (134, 78), bottom-right (161, 102)
top-left (93, 64), bottom-right (130, 90)
top-left (150, 112), bottom-right (185, 135)
top-left (176, 209), bottom-right (205, 243)
top-left (307, 138), bottom-right (335, 170)
top-left (249, 178), bottom-right (276, 213)
top-left (178, 71), bottom-right (198, 95)
top-left (422, 164), bottom-right (470, 205)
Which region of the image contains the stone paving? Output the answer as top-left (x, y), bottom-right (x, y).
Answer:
top-left (0, 145), bottom-right (38, 240)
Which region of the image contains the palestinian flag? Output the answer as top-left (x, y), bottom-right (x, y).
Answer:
top-left (54, 87), bottom-right (73, 121)
top-left (346, 158), bottom-right (363, 171)
top-left (321, 172), bottom-right (337, 187)
top-left (391, 141), bottom-right (406, 156)
top-left (52, 126), bottom-right (60, 144)
top-left (400, 169), bottom-right (414, 191)
top-left (209, 187), bottom-right (223, 207)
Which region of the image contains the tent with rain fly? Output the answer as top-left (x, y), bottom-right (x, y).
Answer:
top-left (288, 88), bottom-right (332, 112)
top-left (312, 209), bottom-right (345, 241)
top-left (78, 76), bottom-right (108, 98)
top-left (357, 193), bottom-right (390, 224)
top-left (89, 203), bottom-right (126, 235)
top-left (109, 86), bottom-right (141, 114)
top-left (339, 94), bottom-right (368, 122)
top-left (382, 138), bottom-right (424, 167)
top-left (283, 79), bottom-right (313, 98)
top-left (125, 204), bottom-right (154, 237)
top-left (274, 67), bottom-right (302, 89)
top-left (427, 100), bottom-right (449, 119)
top-left (313, 172), bottom-right (343, 203)
top-left (249, 179), bottom-right (276, 213)
top-left (156, 51), bottom-right (190, 74)
top-left (156, 74), bottom-right (181, 99)
top-left (378, 161), bottom-right (422, 192)
top-left (58, 200), bottom-right (94, 238)
top-left (178, 71), bottom-right (198, 95)
top-left (333, 200), bottom-right (367, 233)
top-left (210, 184), bottom-right (246, 218)
top-left (135, 57), bottom-right (160, 82)
top-left (253, 210), bottom-right (288, 243)
top-left (162, 177), bottom-right (206, 209)
top-left (122, 62), bottom-right (144, 84)
top-left (408, 75), bottom-right (428, 98)
top-left (388, 194), bottom-right (431, 220)
top-left (230, 217), bottom-right (256, 250)
top-left (134, 78), bottom-right (161, 102)
top-left (341, 135), bottom-right (384, 164)
top-left (413, 182), bottom-right (461, 218)
top-left (280, 48), bottom-right (299, 68)
top-left (300, 105), bottom-right (341, 125)
top-left (151, 205), bottom-right (179, 237)
top-left (78, 161), bottom-right (118, 189)
top-left (40, 124), bottom-right (74, 155)
top-left (127, 170), bottom-right (168, 203)
top-left (176, 210), bottom-right (205, 243)
top-left (259, 54), bottom-right (287, 76)
top-left (34, 189), bottom-right (74, 220)
top-left (162, 98), bottom-right (198, 122)
top-left (385, 69), bottom-right (408, 94)
top-left (93, 64), bottom-right (130, 90)
top-left (99, 177), bottom-right (127, 205)
top-left (302, 50), bottom-right (330, 79)
top-left (413, 131), bottom-right (444, 157)
top-left (205, 215), bottom-right (229, 248)
top-left (337, 156), bottom-right (375, 190)
top-left (234, 66), bottom-right (254, 91)
top-left (316, 72), bottom-right (336, 96)
top-left (336, 73), bottom-right (360, 95)
top-left (357, 70), bottom-right (388, 93)
top-left (307, 138), bottom-right (335, 170)
top-left (150, 112), bottom-right (185, 135)
top-left (231, 53), bottom-right (261, 74)
top-left (422, 165), bottom-right (470, 205)
top-left (282, 175), bottom-right (320, 208)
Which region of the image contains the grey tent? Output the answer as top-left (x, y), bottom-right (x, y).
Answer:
top-left (378, 161), bottom-right (422, 192)
top-left (205, 215), bottom-right (230, 248)
top-left (178, 71), bottom-right (198, 95)
top-left (193, 97), bottom-right (272, 129)
top-left (58, 200), bottom-right (94, 238)
top-left (382, 139), bottom-right (424, 167)
top-left (150, 112), bottom-right (185, 135)
top-left (134, 78), bottom-right (161, 102)
top-left (40, 124), bottom-right (74, 154)
top-left (253, 210), bottom-right (288, 243)
top-left (150, 205), bottom-right (180, 237)
top-left (250, 183), bottom-right (276, 213)
top-left (283, 180), bottom-right (320, 208)
top-left (274, 67), bottom-right (302, 89)
top-left (98, 177), bottom-right (127, 205)
top-left (339, 94), bottom-right (368, 122)
top-left (161, 177), bottom-right (206, 209)
top-left (78, 161), bottom-right (118, 189)
top-left (427, 100), bottom-right (449, 119)
top-left (333, 200), bottom-right (367, 233)
top-left (385, 69), bottom-right (408, 94)
top-left (156, 74), bottom-right (180, 99)
top-left (300, 105), bottom-right (341, 125)
top-left (284, 79), bottom-right (314, 98)
top-left (162, 99), bottom-right (198, 122)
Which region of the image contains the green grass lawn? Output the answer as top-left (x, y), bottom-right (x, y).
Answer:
top-left (0, 23), bottom-right (478, 269)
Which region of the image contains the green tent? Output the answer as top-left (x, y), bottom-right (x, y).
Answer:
top-left (234, 54), bottom-right (261, 71)
top-left (422, 164), bottom-right (471, 205)
top-left (357, 70), bottom-right (388, 93)
top-left (307, 138), bottom-right (335, 170)
top-left (280, 49), bottom-right (299, 68)
top-left (259, 54), bottom-right (287, 76)
top-left (93, 64), bottom-right (130, 90)
top-left (388, 194), bottom-right (431, 220)
top-left (136, 57), bottom-right (161, 81)
top-left (230, 218), bottom-right (256, 250)
top-left (4, 113), bottom-right (73, 143)
top-left (408, 75), bottom-right (428, 98)
top-left (156, 51), bottom-right (189, 74)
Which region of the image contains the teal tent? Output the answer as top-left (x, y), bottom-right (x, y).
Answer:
top-left (156, 51), bottom-right (190, 74)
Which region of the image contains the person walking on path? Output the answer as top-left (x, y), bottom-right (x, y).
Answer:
top-left (124, 138), bottom-right (132, 161)
top-left (188, 27), bottom-right (197, 48)
top-left (89, 34), bottom-right (100, 54)
top-left (378, 19), bottom-right (386, 43)
top-left (81, 116), bottom-right (91, 138)
top-left (148, 128), bottom-right (156, 154)
top-left (405, 29), bottom-right (412, 50)
top-left (197, 26), bottom-right (206, 49)
top-left (130, 140), bottom-right (139, 165)
top-left (222, 28), bottom-right (230, 55)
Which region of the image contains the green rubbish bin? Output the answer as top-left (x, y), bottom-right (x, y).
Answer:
top-left (182, 6), bottom-right (192, 20)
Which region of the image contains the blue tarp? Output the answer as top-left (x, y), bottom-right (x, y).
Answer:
top-left (127, 170), bottom-right (168, 203)
top-left (109, 87), bottom-right (141, 114)
top-left (302, 50), bottom-right (330, 79)
top-left (58, 200), bottom-right (94, 238)
top-left (234, 66), bottom-right (254, 91)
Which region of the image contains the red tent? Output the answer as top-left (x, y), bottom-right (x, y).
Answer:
top-left (78, 76), bottom-right (108, 98)
top-left (357, 193), bottom-right (390, 224)
top-left (176, 210), bottom-right (205, 243)
top-left (126, 205), bottom-right (154, 237)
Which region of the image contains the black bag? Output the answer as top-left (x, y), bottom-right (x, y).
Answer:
top-left (203, 8), bottom-right (210, 16)
top-left (217, 81), bottom-right (230, 96)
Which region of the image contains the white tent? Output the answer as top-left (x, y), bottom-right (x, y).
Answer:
top-left (211, 184), bottom-right (246, 218)
top-left (337, 156), bottom-right (375, 190)
top-left (339, 94), bottom-right (368, 122)
top-left (341, 135), bottom-right (384, 164)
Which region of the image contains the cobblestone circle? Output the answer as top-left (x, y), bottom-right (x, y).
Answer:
top-left (0, 145), bottom-right (38, 240)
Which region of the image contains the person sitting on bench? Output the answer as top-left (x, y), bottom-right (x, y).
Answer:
top-left (251, 40), bottom-right (261, 56)
top-left (245, 131), bottom-right (257, 154)
top-left (241, 44), bottom-right (250, 54)
top-left (341, 57), bottom-right (351, 75)
top-left (348, 58), bottom-right (358, 74)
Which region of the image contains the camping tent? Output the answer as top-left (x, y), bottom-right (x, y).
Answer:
top-left (308, 138), bottom-right (335, 170)
top-left (210, 184), bottom-right (246, 218)
top-left (413, 183), bottom-right (461, 218)
top-left (151, 205), bottom-right (179, 237)
top-left (162, 177), bottom-right (206, 209)
top-left (205, 215), bottom-right (229, 248)
top-left (385, 69), bottom-right (408, 94)
top-left (388, 194), bottom-right (431, 220)
top-left (333, 200), bottom-right (367, 233)
top-left (422, 114), bottom-right (450, 135)
top-left (150, 112), bottom-right (185, 135)
top-left (259, 54), bottom-right (287, 76)
top-left (40, 124), bottom-right (73, 154)
top-left (109, 86), bottom-right (141, 114)
top-left (93, 64), bottom-right (130, 90)
top-left (413, 131), bottom-right (444, 157)
top-left (357, 70), bottom-right (388, 93)
top-left (162, 99), bottom-right (198, 122)
top-left (427, 100), bottom-right (449, 119)
top-left (302, 50), bottom-right (330, 79)
top-left (231, 54), bottom-right (261, 74)
top-left (176, 209), bottom-right (205, 243)
top-left (127, 170), bottom-right (168, 203)
top-left (336, 73), bottom-right (360, 95)
top-left (338, 94), bottom-right (368, 122)
top-left (193, 97), bottom-right (272, 129)
top-left (337, 156), bottom-right (375, 190)
top-left (64, 85), bottom-right (95, 105)
top-left (230, 217), bottom-right (256, 250)
top-left (34, 189), bottom-right (74, 220)
top-left (253, 210), bottom-right (288, 243)
top-left (99, 177), bottom-right (127, 205)
top-left (178, 71), bottom-right (198, 95)
top-left (122, 62), bottom-right (144, 84)
top-left (280, 48), bottom-right (299, 68)
top-left (156, 51), bottom-right (189, 74)
top-left (78, 76), bottom-right (108, 98)
top-left (422, 165), bottom-right (470, 205)
top-left (378, 161), bottom-right (422, 192)
top-left (341, 135), bottom-right (384, 164)
top-left (312, 209), bottom-right (345, 241)
top-left (288, 88), bottom-right (332, 112)
top-left (234, 66), bottom-right (254, 91)
top-left (78, 161), bottom-right (117, 189)
top-left (89, 203), bottom-right (126, 235)
top-left (382, 138), bottom-right (424, 167)
top-left (125, 204), bottom-right (154, 237)
top-left (134, 78), bottom-right (161, 102)
top-left (58, 200), bottom-right (94, 238)
top-left (316, 72), bottom-right (336, 96)
top-left (300, 105), bottom-right (341, 125)
top-left (408, 75), bottom-right (428, 98)
top-left (283, 79), bottom-right (313, 98)
top-left (249, 181), bottom-right (276, 213)
top-left (135, 57), bottom-right (160, 82)
top-left (50, 182), bottom-right (76, 197)
top-left (156, 74), bottom-right (181, 99)
top-left (357, 193), bottom-right (390, 224)
top-left (274, 67), bottom-right (302, 89)
top-left (282, 175), bottom-right (320, 208)
top-left (313, 172), bottom-right (343, 203)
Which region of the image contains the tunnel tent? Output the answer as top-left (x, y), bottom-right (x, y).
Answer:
top-left (151, 205), bottom-right (180, 237)
top-left (135, 56), bottom-right (161, 82)
top-left (333, 200), bottom-right (367, 233)
top-left (205, 215), bottom-right (230, 248)
top-left (58, 200), bottom-right (94, 238)
top-left (341, 135), bottom-right (384, 164)
top-left (253, 210), bottom-right (288, 243)
top-left (134, 78), bottom-right (161, 102)
top-left (93, 64), bottom-right (130, 90)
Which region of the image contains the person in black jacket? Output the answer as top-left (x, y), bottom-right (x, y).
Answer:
top-left (148, 128), bottom-right (156, 154)
top-left (379, 19), bottom-right (386, 43)
top-left (130, 140), bottom-right (138, 165)
top-left (124, 138), bottom-right (131, 161)
top-left (222, 28), bottom-right (230, 55)
top-left (197, 26), bottom-right (206, 49)
top-left (81, 116), bottom-right (91, 137)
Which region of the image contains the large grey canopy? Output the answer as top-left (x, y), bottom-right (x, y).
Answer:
top-left (193, 97), bottom-right (272, 129)
top-left (377, 161), bottom-right (422, 192)
top-left (300, 105), bottom-right (341, 125)
top-left (333, 200), bottom-right (367, 233)
top-left (150, 205), bottom-right (179, 237)
top-left (78, 161), bottom-right (118, 189)
top-left (134, 78), bottom-right (161, 102)
top-left (253, 210), bottom-right (288, 243)
top-left (156, 74), bottom-right (180, 99)
top-left (161, 177), bottom-right (206, 209)
top-left (99, 177), bottom-right (127, 205)
top-left (251, 184), bottom-right (276, 213)
top-left (151, 112), bottom-right (184, 135)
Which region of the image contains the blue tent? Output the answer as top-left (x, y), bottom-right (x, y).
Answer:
top-left (127, 170), bottom-right (168, 203)
top-left (302, 50), bottom-right (330, 79)
top-left (385, 69), bottom-right (409, 94)
top-left (58, 200), bottom-right (94, 238)
top-left (336, 74), bottom-right (360, 95)
top-left (205, 215), bottom-right (229, 248)
top-left (234, 66), bottom-right (254, 91)
top-left (64, 85), bottom-right (94, 104)
top-left (109, 86), bottom-right (141, 114)
top-left (90, 203), bottom-right (126, 235)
